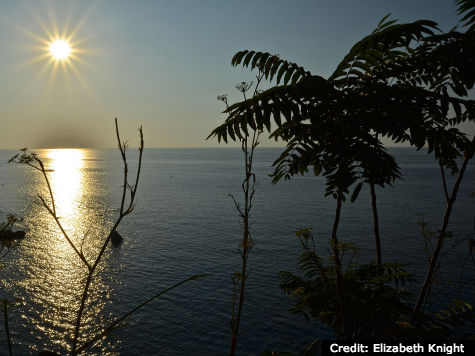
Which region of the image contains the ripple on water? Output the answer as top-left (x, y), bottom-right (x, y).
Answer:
top-left (0, 148), bottom-right (474, 355)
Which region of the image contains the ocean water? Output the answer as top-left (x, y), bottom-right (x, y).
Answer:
top-left (0, 147), bottom-right (474, 355)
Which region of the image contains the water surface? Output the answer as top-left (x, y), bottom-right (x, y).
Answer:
top-left (0, 147), bottom-right (474, 355)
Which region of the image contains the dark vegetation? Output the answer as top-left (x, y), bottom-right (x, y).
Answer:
top-left (1, 0), bottom-right (475, 355)
top-left (208, 0), bottom-right (475, 353)
top-left (217, 76), bottom-right (265, 356)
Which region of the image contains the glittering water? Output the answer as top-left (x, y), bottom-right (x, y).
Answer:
top-left (0, 147), bottom-right (474, 355)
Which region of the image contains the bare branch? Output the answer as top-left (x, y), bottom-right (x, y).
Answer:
top-left (115, 118), bottom-right (129, 217)
top-left (76, 275), bottom-right (207, 354)
top-left (229, 193), bottom-right (244, 217)
top-left (439, 162), bottom-right (450, 203)
top-left (80, 230), bottom-right (90, 258)
top-left (2, 299), bottom-right (13, 356)
top-left (126, 126), bottom-right (144, 214)
top-left (37, 194), bottom-right (91, 270)
top-left (35, 157), bottom-right (56, 216)
top-left (72, 119), bottom-right (144, 354)
top-left (413, 137), bottom-right (475, 320)
top-left (10, 121), bottom-right (149, 355)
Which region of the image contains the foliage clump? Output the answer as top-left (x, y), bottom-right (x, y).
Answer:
top-left (280, 229), bottom-right (475, 341)
top-left (210, 0), bottom-right (475, 350)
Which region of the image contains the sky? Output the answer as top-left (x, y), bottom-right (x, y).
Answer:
top-left (0, 0), bottom-right (469, 149)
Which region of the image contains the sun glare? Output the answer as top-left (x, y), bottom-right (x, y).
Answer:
top-left (49, 39), bottom-right (71, 60)
top-left (14, 4), bottom-right (98, 92)
top-left (47, 149), bottom-right (84, 216)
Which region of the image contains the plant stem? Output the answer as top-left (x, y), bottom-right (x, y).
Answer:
top-left (3, 300), bottom-right (12, 356)
top-left (71, 222), bottom-right (123, 354)
top-left (230, 143), bottom-right (251, 356)
top-left (72, 274), bottom-right (92, 355)
top-left (229, 242), bottom-right (247, 355)
top-left (229, 76), bottom-right (262, 356)
top-left (76, 275), bottom-right (206, 354)
top-left (331, 195), bottom-right (347, 339)
top-left (37, 159), bottom-right (56, 216)
top-left (412, 142), bottom-right (474, 321)
top-left (370, 183), bottom-right (382, 270)
top-left (71, 121), bottom-right (143, 355)
top-left (8, 120), bottom-right (145, 355)
top-left (439, 162), bottom-right (450, 203)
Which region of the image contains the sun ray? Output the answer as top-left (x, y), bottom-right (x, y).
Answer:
top-left (67, 54), bottom-right (101, 74)
top-left (12, 23), bottom-right (51, 47)
top-left (46, 4), bottom-right (60, 40)
top-left (12, 52), bottom-right (52, 72)
top-left (62, 60), bottom-right (72, 84)
top-left (27, 58), bottom-right (55, 86)
top-left (46, 60), bottom-right (59, 89)
top-left (24, 2), bottom-right (55, 42)
top-left (68, 61), bottom-right (92, 93)
top-left (67, 1), bottom-right (102, 41)
top-left (61, 4), bottom-right (75, 40)
top-left (69, 34), bottom-right (96, 49)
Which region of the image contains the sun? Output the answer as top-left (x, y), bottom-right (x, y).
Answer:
top-left (49, 39), bottom-right (71, 60)
top-left (13, 3), bottom-right (102, 96)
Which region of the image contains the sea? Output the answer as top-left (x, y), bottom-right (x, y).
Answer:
top-left (0, 147), bottom-right (474, 355)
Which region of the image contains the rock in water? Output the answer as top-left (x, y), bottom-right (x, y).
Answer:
top-left (12, 230), bottom-right (26, 239)
top-left (0, 229), bottom-right (26, 240)
top-left (111, 230), bottom-right (123, 246)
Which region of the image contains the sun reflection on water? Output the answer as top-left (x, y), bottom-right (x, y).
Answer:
top-left (1, 149), bottom-right (119, 355)
top-left (47, 149), bottom-right (84, 217)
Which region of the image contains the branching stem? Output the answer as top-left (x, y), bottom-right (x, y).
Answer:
top-left (412, 137), bottom-right (475, 321)
top-left (229, 72), bottom-right (263, 356)
top-left (71, 119), bottom-right (144, 355)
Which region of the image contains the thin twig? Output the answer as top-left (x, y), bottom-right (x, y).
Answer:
top-left (229, 193), bottom-right (244, 217)
top-left (71, 119), bottom-right (144, 355)
top-left (9, 122), bottom-right (148, 355)
top-left (229, 72), bottom-right (263, 356)
top-left (76, 275), bottom-right (207, 354)
top-left (35, 158), bottom-right (56, 216)
top-left (2, 299), bottom-right (13, 356)
top-left (115, 118), bottom-right (128, 216)
top-left (37, 195), bottom-right (91, 270)
top-left (439, 162), bottom-right (450, 203)
top-left (412, 137), bottom-right (475, 321)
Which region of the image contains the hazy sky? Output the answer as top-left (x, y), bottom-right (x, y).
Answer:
top-left (0, 0), bottom-right (467, 148)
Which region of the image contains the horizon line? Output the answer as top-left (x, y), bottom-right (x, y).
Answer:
top-left (0, 144), bottom-right (413, 150)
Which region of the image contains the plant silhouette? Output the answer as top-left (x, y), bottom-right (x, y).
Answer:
top-left (210, 0), bottom-right (474, 339)
top-left (7, 119), bottom-right (205, 355)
